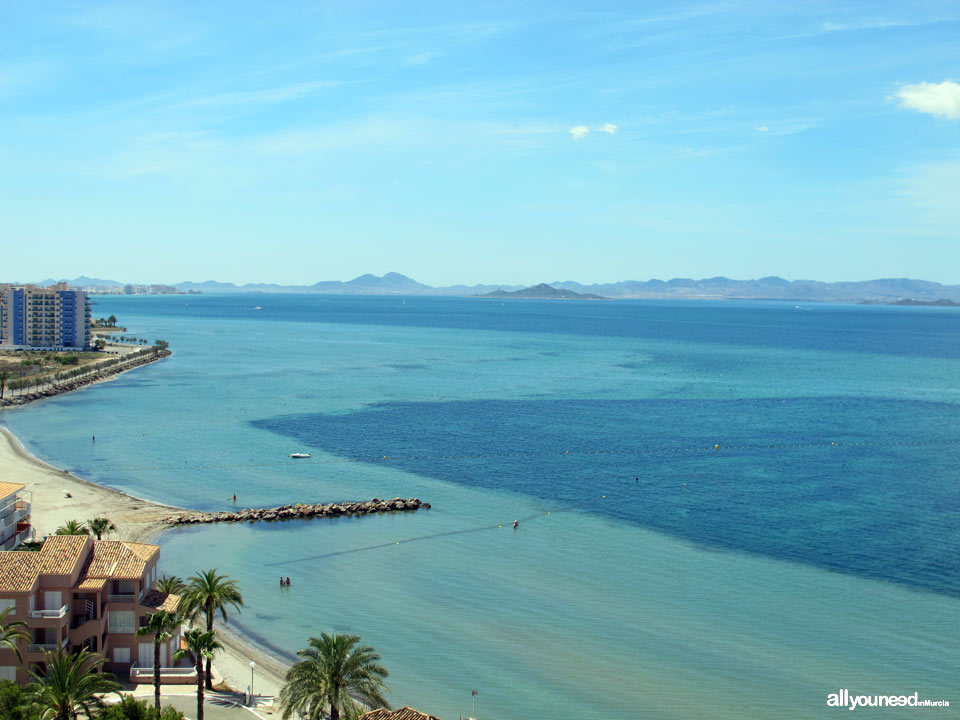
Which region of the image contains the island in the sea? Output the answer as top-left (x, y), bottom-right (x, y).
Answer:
top-left (473, 283), bottom-right (608, 300)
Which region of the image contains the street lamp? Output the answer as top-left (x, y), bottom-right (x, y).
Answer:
top-left (249, 661), bottom-right (256, 706)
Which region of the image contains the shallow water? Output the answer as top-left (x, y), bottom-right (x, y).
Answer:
top-left (3, 295), bottom-right (958, 718)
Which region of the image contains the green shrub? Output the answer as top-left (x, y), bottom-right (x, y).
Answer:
top-left (0, 680), bottom-right (41, 720)
top-left (98, 695), bottom-right (185, 720)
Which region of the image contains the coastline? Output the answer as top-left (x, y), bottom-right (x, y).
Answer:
top-left (0, 347), bottom-right (172, 409)
top-left (0, 427), bottom-right (291, 701)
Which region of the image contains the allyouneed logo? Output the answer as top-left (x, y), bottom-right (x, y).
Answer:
top-left (827, 689), bottom-right (950, 710)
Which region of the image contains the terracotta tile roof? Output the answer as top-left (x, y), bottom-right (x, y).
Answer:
top-left (36, 535), bottom-right (89, 575)
top-left (0, 482), bottom-right (25, 501)
top-left (141, 589), bottom-right (181, 613)
top-left (76, 577), bottom-right (107, 591)
top-left (0, 551), bottom-right (39, 592)
top-left (82, 541), bottom-right (158, 581)
top-left (360, 708), bottom-right (442, 720)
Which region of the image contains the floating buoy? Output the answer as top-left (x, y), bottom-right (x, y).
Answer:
top-left (715, 444), bottom-right (719, 451)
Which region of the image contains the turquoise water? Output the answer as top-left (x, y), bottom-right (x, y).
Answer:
top-left (2, 295), bottom-right (958, 718)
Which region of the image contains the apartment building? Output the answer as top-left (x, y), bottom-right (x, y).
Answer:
top-left (0, 283), bottom-right (91, 350)
top-left (0, 535), bottom-right (184, 684)
top-left (0, 482), bottom-right (32, 552)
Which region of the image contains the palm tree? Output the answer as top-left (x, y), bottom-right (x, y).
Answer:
top-left (136, 610), bottom-right (182, 711)
top-left (0, 370), bottom-right (9, 401)
top-left (182, 570), bottom-right (243, 690)
top-left (86, 517), bottom-right (116, 540)
top-left (54, 520), bottom-right (89, 536)
top-left (29, 648), bottom-right (122, 720)
top-left (0, 606), bottom-right (29, 663)
top-left (157, 575), bottom-right (187, 596)
top-left (173, 629), bottom-right (221, 720)
top-left (279, 633), bottom-right (390, 720)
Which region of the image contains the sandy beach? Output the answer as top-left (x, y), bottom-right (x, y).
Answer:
top-left (0, 423), bottom-right (291, 703)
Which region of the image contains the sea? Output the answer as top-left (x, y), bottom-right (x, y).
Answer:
top-left (2, 294), bottom-right (958, 719)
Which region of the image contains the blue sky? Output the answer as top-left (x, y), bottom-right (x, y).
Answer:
top-left (1, 1), bottom-right (958, 286)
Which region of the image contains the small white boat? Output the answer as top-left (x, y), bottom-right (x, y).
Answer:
top-left (253, 306), bottom-right (263, 310)
top-left (289, 452), bottom-right (311, 459)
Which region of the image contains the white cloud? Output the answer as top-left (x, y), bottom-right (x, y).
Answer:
top-left (895, 80), bottom-right (960, 119)
top-left (569, 125), bottom-right (590, 140)
top-left (597, 123), bottom-right (619, 134)
top-left (755, 125), bottom-right (769, 132)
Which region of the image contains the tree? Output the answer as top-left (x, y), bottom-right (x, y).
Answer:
top-left (156, 575), bottom-right (187, 596)
top-left (107, 315), bottom-right (118, 327)
top-left (0, 679), bottom-right (42, 720)
top-left (0, 371), bottom-right (8, 401)
top-left (172, 629), bottom-right (221, 720)
top-left (136, 611), bottom-right (182, 711)
top-left (182, 570), bottom-right (243, 690)
top-left (86, 517), bottom-right (117, 540)
top-left (54, 520), bottom-right (89, 536)
top-left (29, 648), bottom-right (122, 720)
top-left (0, 606), bottom-right (29, 663)
top-left (279, 633), bottom-right (390, 720)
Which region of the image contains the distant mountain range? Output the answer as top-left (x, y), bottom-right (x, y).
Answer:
top-left (23, 273), bottom-right (960, 302)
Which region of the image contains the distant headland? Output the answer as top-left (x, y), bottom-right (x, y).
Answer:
top-left (474, 283), bottom-right (607, 300)
top-left (23, 273), bottom-right (960, 304)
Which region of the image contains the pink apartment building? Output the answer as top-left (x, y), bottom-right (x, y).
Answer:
top-left (0, 532), bottom-right (187, 684)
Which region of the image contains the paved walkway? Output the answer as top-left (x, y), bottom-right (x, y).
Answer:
top-left (139, 692), bottom-right (276, 720)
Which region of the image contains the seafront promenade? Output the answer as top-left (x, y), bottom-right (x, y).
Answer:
top-left (0, 345), bottom-right (172, 408)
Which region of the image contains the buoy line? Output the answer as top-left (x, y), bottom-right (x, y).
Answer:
top-left (67, 437), bottom-right (960, 474)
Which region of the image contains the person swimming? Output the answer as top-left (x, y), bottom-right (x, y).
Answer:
top-left (513, 520), bottom-right (519, 529)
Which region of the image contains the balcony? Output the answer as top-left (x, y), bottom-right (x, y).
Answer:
top-left (30, 604), bottom-right (68, 619)
top-left (28, 637), bottom-right (70, 653)
top-left (129, 663), bottom-right (197, 683)
top-left (108, 593), bottom-right (136, 603)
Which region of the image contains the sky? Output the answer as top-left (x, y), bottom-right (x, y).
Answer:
top-left (1, 1), bottom-right (959, 287)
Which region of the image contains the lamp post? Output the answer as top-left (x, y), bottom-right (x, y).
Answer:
top-left (249, 661), bottom-right (256, 706)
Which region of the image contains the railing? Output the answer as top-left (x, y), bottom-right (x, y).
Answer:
top-left (129, 663), bottom-right (197, 680)
top-left (108, 593), bottom-right (136, 602)
top-left (29, 604), bottom-right (68, 619)
top-left (28, 637), bottom-right (69, 652)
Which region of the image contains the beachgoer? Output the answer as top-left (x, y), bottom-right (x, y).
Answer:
top-left (285, 576), bottom-right (291, 586)
top-left (92, 435), bottom-right (95, 443)
top-left (513, 520), bottom-right (519, 529)
top-left (279, 577), bottom-right (284, 586)
top-left (232, 493), bottom-right (237, 502)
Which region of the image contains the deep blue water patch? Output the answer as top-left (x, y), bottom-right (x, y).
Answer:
top-left (253, 397), bottom-right (960, 597)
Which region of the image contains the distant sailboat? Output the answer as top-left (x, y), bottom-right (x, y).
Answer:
top-left (253, 306), bottom-right (263, 310)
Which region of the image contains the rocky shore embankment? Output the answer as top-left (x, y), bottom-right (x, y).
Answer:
top-left (162, 496), bottom-right (430, 526)
top-left (0, 349), bottom-right (172, 407)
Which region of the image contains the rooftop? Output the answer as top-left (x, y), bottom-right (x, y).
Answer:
top-left (0, 538), bottom-right (159, 593)
top-left (0, 481), bottom-right (26, 501)
top-left (360, 708), bottom-right (442, 720)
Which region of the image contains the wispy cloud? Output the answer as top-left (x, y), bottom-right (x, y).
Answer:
top-left (569, 125), bottom-right (590, 140)
top-left (755, 125), bottom-right (769, 132)
top-left (184, 81), bottom-right (343, 109)
top-left (895, 80), bottom-right (960, 120)
top-left (597, 123), bottom-right (619, 134)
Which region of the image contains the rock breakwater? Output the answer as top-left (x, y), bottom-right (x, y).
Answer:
top-left (162, 497), bottom-right (430, 526)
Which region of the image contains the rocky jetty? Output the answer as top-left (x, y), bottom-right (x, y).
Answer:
top-left (161, 497), bottom-right (430, 526)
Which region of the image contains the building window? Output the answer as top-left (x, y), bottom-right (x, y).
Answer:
top-left (113, 648), bottom-right (130, 664)
top-left (108, 610), bottom-right (135, 634)
top-left (0, 599), bottom-right (15, 614)
top-left (0, 666), bottom-right (16, 681)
